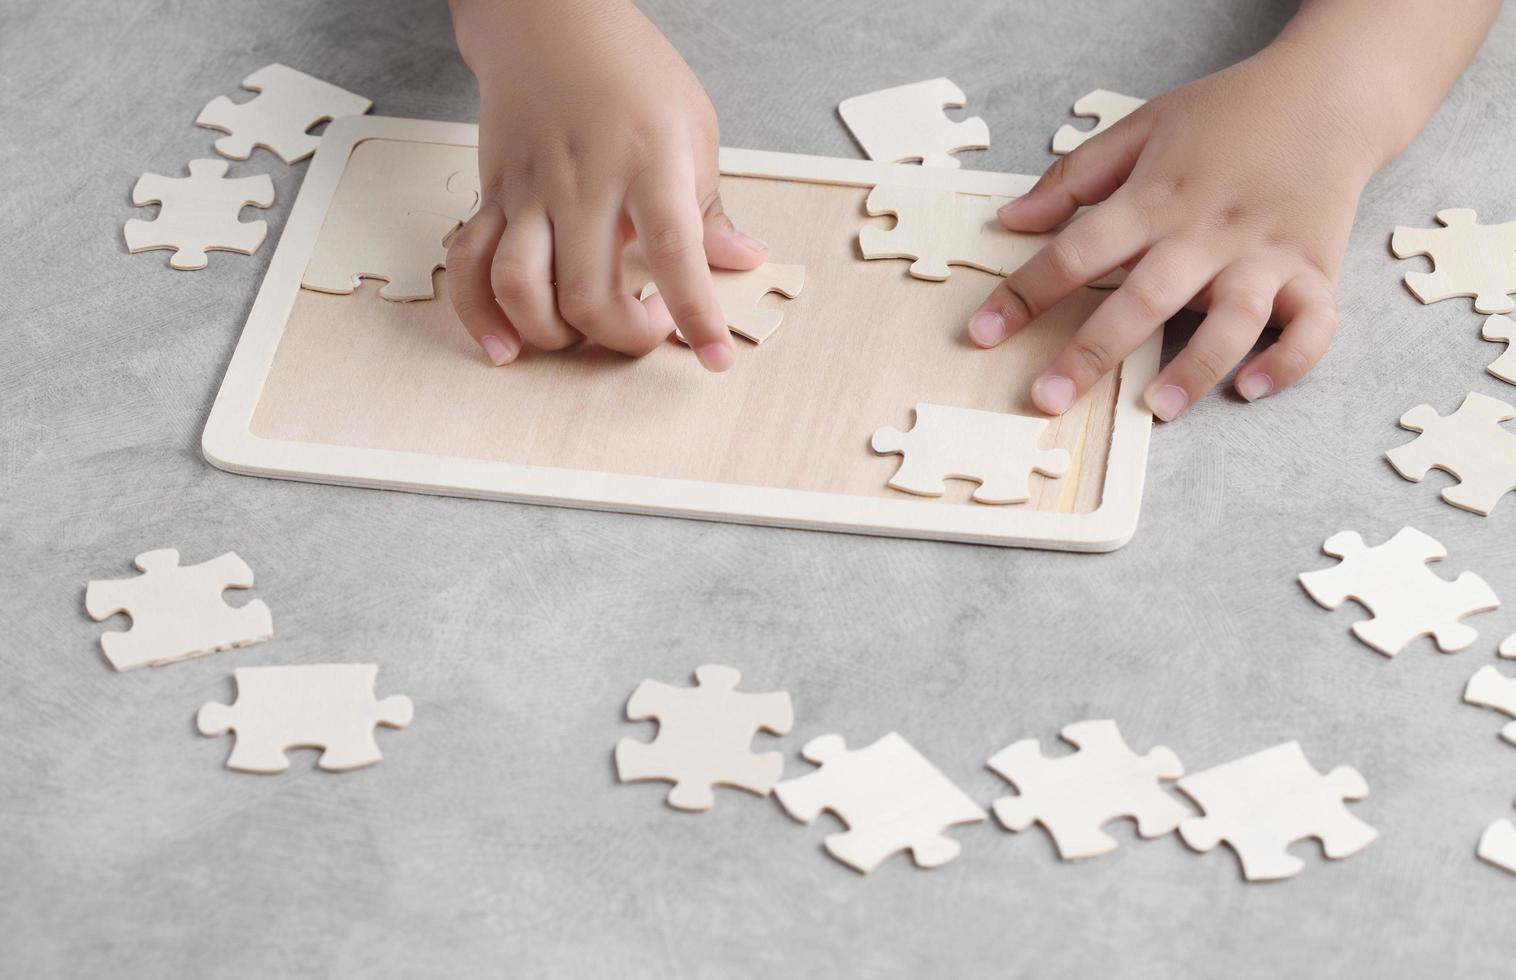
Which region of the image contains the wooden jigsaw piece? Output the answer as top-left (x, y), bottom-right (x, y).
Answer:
top-left (871, 403), bottom-right (1070, 504)
top-left (1298, 527), bottom-right (1499, 656)
top-left (987, 719), bottom-right (1188, 860)
top-left (1390, 208), bottom-right (1516, 314)
top-left (1478, 818), bottom-right (1516, 876)
top-left (123, 159), bottom-right (274, 270)
top-left (197, 664), bottom-right (413, 773)
top-left (837, 77), bottom-right (989, 169)
top-left (196, 63), bottom-right (372, 164)
top-left (640, 263), bottom-right (806, 345)
top-left (1176, 742), bottom-right (1378, 881)
top-left (859, 184), bottom-right (1051, 282)
top-left (1052, 89), bottom-right (1146, 154)
top-left (1483, 314), bottom-right (1516, 385)
top-left (1465, 665), bottom-right (1516, 745)
top-left (1386, 392), bottom-right (1516, 515)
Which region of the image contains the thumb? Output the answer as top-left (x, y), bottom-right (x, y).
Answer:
top-left (699, 187), bottom-right (768, 271)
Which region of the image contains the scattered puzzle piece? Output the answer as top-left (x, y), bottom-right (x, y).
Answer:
top-left (615, 665), bottom-right (794, 811)
top-left (123, 159), bottom-right (274, 270)
top-left (1386, 392), bottom-right (1516, 516)
top-left (1503, 634), bottom-right (1516, 659)
top-left (859, 184), bottom-right (1050, 281)
top-left (1478, 818), bottom-right (1516, 875)
top-left (1483, 315), bottom-right (1516, 385)
top-left (871, 403), bottom-right (1070, 505)
top-left (196, 63), bottom-right (372, 164)
top-left (837, 77), bottom-right (989, 169)
top-left (302, 140), bottom-right (480, 301)
top-left (1052, 89), bottom-right (1146, 154)
top-left (1390, 209), bottom-right (1516, 314)
top-left (1298, 527), bottom-right (1498, 656)
top-left (987, 719), bottom-right (1188, 860)
top-left (1465, 665), bottom-right (1516, 745)
top-left (1177, 742), bottom-right (1378, 881)
top-left (774, 732), bottom-right (986, 874)
top-left (197, 663), bottom-right (413, 773)
top-left (85, 549), bottom-right (272, 672)
top-left (640, 263), bottom-right (806, 345)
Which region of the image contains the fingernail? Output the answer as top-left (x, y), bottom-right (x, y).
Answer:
top-left (1146, 384), bottom-right (1188, 422)
top-left (480, 334), bottom-right (516, 366)
top-left (733, 230), bottom-right (768, 252)
top-left (969, 310), bottom-right (1007, 346)
top-left (695, 341), bottom-right (734, 373)
top-left (1238, 373), bottom-right (1273, 402)
top-left (1032, 374), bottom-right (1076, 415)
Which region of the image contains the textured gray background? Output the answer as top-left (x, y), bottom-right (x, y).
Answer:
top-left (4, 0), bottom-right (1516, 976)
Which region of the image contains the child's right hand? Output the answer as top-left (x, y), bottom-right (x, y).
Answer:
top-left (446, 0), bottom-right (768, 371)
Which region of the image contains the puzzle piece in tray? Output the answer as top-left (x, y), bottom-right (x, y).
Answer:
top-left (1177, 741), bottom-right (1378, 881)
top-left (1298, 527), bottom-right (1498, 656)
top-left (1483, 315), bottom-right (1516, 385)
top-left (615, 665), bottom-right (794, 811)
top-left (1390, 209), bottom-right (1516, 314)
top-left (774, 732), bottom-right (986, 874)
top-left (1386, 392), bottom-right (1516, 516)
top-left (871, 403), bottom-right (1070, 505)
top-left (987, 719), bottom-right (1188, 860)
top-left (640, 262), bottom-right (806, 345)
top-left (198, 663), bottom-right (413, 773)
top-left (302, 141), bottom-right (481, 301)
top-left (1478, 818), bottom-right (1516, 875)
top-left (196, 63), bottom-right (372, 164)
top-left (1052, 89), bottom-right (1146, 154)
top-left (123, 159), bottom-right (274, 270)
top-left (859, 184), bottom-right (1051, 282)
top-left (837, 77), bottom-right (989, 169)
top-left (1465, 665), bottom-right (1516, 745)
top-left (85, 549), bottom-right (272, 671)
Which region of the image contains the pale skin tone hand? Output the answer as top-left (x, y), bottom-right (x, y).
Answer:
top-left (970, 0), bottom-right (1502, 421)
top-left (446, 0), bottom-right (766, 371)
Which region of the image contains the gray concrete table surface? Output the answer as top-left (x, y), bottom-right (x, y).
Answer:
top-left (4, 0), bottom-right (1516, 976)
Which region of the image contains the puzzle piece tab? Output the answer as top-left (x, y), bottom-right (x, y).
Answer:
top-left (871, 403), bottom-right (1070, 504)
top-left (1391, 209), bottom-right (1516, 314)
top-left (123, 159), bottom-right (274, 270)
top-left (640, 262), bottom-right (806, 345)
top-left (1483, 315), bottom-right (1516, 385)
top-left (1298, 527), bottom-right (1498, 656)
top-left (1465, 665), bottom-right (1516, 745)
top-left (1478, 818), bottom-right (1516, 876)
top-left (615, 665), bottom-right (793, 811)
top-left (196, 63), bottom-right (372, 164)
top-left (775, 732), bottom-right (986, 873)
top-left (1052, 89), bottom-right (1146, 154)
top-left (197, 663), bottom-right (413, 773)
top-left (987, 719), bottom-right (1188, 860)
top-left (85, 549), bottom-right (273, 671)
top-left (1386, 392), bottom-right (1516, 515)
top-left (838, 77), bottom-right (989, 168)
top-left (1177, 742), bottom-right (1378, 881)
top-left (859, 184), bottom-right (1050, 282)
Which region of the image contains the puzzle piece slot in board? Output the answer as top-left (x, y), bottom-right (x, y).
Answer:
top-left (203, 118), bottom-right (1162, 552)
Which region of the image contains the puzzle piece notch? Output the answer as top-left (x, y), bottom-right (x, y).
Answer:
top-left (859, 184), bottom-right (1052, 282)
top-left (774, 732), bottom-right (986, 874)
top-left (1298, 527), bottom-right (1499, 656)
top-left (614, 665), bottom-right (793, 811)
top-left (123, 159), bottom-right (274, 270)
top-left (197, 663), bottom-right (413, 773)
top-left (987, 719), bottom-right (1189, 860)
top-left (1482, 315), bottom-right (1516, 385)
top-left (871, 403), bottom-right (1070, 505)
top-left (837, 77), bottom-right (989, 169)
top-left (1386, 392), bottom-right (1516, 515)
top-left (1464, 665), bottom-right (1516, 745)
top-left (1176, 741), bottom-right (1378, 881)
top-left (1502, 634), bottom-right (1516, 659)
top-left (1478, 819), bottom-right (1516, 875)
top-left (639, 263), bottom-right (806, 345)
top-left (196, 63), bottom-right (372, 164)
top-left (1052, 89), bottom-right (1146, 154)
top-left (85, 549), bottom-right (273, 671)
top-left (1390, 209), bottom-right (1516, 314)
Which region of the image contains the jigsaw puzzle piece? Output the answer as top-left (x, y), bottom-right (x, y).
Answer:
top-left (1387, 392), bottom-right (1516, 515)
top-left (859, 184), bottom-right (1050, 282)
top-left (1391, 208), bottom-right (1516, 314)
top-left (871, 403), bottom-right (1070, 504)
top-left (838, 77), bottom-right (989, 168)
top-left (1484, 315), bottom-right (1516, 385)
top-left (196, 63), bottom-right (372, 164)
top-left (1479, 818), bottom-right (1516, 875)
top-left (124, 159), bottom-right (274, 270)
top-left (1465, 665), bottom-right (1516, 745)
top-left (1052, 89), bottom-right (1146, 154)
top-left (641, 262), bottom-right (806, 345)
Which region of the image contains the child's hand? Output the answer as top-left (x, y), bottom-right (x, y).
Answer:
top-left (445, 0), bottom-right (767, 371)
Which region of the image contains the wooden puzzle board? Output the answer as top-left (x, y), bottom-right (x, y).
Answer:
top-left (204, 117), bottom-right (1159, 550)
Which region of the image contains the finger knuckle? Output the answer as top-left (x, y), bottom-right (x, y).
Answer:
top-left (490, 260), bottom-right (536, 305)
top-left (555, 285), bottom-right (607, 326)
top-left (1046, 236), bottom-right (1087, 284)
top-left (997, 281), bottom-right (1041, 323)
top-left (644, 224), bottom-right (703, 261)
top-left (1275, 343), bottom-right (1313, 380)
top-left (1123, 279), bottom-right (1169, 320)
top-left (1185, 344), bottom-right (1231, 384)
top-left (1225, 285), bottom-right (1275, 323)
top-left (1069, 336), bottom-right (1115, 377)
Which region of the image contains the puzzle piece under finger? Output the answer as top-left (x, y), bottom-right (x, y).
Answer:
top-left (196, 63), bottom-right (372, 164)
top-left (640, 263), bottom-right (806, 345)
top-left (838, 77), bottom-right (989, 168)
top-left (1052, 89), bottom-right (1146, 154)
top-left (872, 403), bottom-right (1069, 504)
top-left (1390, 209), bottom-right (1516, 314)
top-left (1386, 392), bottom-right (1516, 515)
top-left (859, 184), bottom-right (1050, 282)
top-left (124, 159), bottom-right (274, 270)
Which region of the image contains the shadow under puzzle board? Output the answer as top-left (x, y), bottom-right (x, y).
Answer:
top-left (204, 117), bottom-right (1160, 551)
